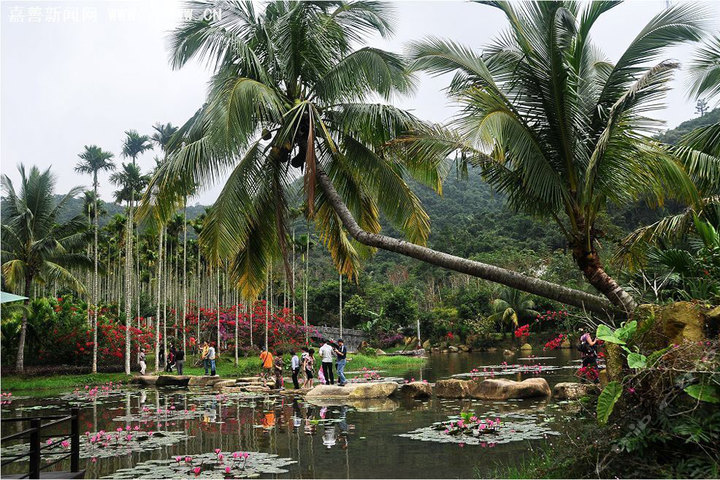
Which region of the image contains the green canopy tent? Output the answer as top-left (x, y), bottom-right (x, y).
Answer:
top-left (0, 292), bottom-right (28, 304)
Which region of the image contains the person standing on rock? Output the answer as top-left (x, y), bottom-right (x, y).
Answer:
top-left (139, 349), bottom-right (146, 375)
top-left (579, 332), bottom-right (599, 368)
top-left (175, 347), bottom-right (185, 375)
top-left (302, 348), bottom-right (315, 389)
top-left (260, 349), bottom-right (274, 387)
top-left (207, 342), bottom-right (217, 376)
top-left (334, 339), bottom-right (347, 386)
top-left (201, 342), bottom-right (210, 374)
top-left (319, 341), bottom-right (335, 385)
top-left (290, 351), bottom-right (301, 389)
top-left (274, 351), bottom-right (284, 389)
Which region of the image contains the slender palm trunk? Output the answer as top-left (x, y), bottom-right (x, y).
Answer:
top-left (265, 269), bottom-right (269, 352)
top-left (92, 175), bottom-right (99, 374)
top-left (182, 199), bottom-right (188, 355)
top-left (155, 228), bottom-right (163, 372)
top-left (15, 276), bottom-right (32, 372)
top-left (124, 194), bottom-right (133, 375)
top-left (315, 169), bottom-right (618, 315)
top-left (292, 228), bottom-right (296, 319)
top-left (234, 289), bottom-right (239, 366)
top-left (304, 228), bottom-right (309, 343)
top-left (339, 273), bottom-right (343, 338)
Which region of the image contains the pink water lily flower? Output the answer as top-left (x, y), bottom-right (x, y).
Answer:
top-left (176, 456), bottom-right (182, 463)
top-left (61, 440), bottom-right (70, 448)
top-left (193, 466), bottom-right (201, 476)
top-left (185, 456), bottom-right (192, 463)
top-left (225, 466), bottom-right (231, 474)
top-left (215, 448), bottom-right (221, 454)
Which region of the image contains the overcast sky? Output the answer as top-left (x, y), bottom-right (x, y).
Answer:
top-left (2, 0), bottom-right (719, 206)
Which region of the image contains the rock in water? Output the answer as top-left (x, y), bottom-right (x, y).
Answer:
top-left (347, 382), bottom-right (398, 399)
top-left (398, 382), bottom-right (432, 399)
top-left (155, 375), bottom-right (191, 387)
top-left (305, 385), bottom-right (352, 398)
top-left (503, 349), bottom-right (515, 357)
top-left (520, 343), bottom-right (533, 351)
top-left (468, 378), bottom-right (551, 400)
top-left (434, 379), bottom-right (470, 398)
top-left (553, 382), bottom-right (597, 400)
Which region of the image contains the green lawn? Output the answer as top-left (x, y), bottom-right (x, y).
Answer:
top-left (1, 352), bottom-right (425, 394)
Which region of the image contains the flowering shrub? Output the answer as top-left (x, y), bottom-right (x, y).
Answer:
top-left (376, 332), bottom-right (404, 348)
top-left (576, 366), bottom-right (599, 382)
top-left (514, 324), bottom-right (530, 338)
top-left (543, 333), bottom-right (567, 351)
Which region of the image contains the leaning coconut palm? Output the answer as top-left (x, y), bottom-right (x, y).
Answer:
top-left (1, 165), bottom-right (91, 372)
top-left (75, 145), bottom-right (115, 374)
top-left (145, 0), bottom-right (614, 315)
top-left (144, 0), bottom-right (434, 297)
top-left (618, 33), bottom-right (720, 268)
top-left (402, 1), bottom-right (706, 313)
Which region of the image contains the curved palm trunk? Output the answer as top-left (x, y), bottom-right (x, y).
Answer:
top-left (572, 243), bottom-right (637, 314)
top-left (316, 169), bottom-right (619, 315)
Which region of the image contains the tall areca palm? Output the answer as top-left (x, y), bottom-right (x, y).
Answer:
top-left (1, 165), bottom-right (90, 372)
top-left (401, 1), bottom-right (706, 313)
top-left (145, 0), bottom-right (433, 298)
top-left (112, 130), bottom-right (150, 374)
top-left (75, 145), bottom-right (115, 373)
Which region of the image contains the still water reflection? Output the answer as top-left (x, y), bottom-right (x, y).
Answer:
top-left (2, 351), bottom-right (584, 478)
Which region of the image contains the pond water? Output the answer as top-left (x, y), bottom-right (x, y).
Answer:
top-left (2, 350), bottom-right (588, 478)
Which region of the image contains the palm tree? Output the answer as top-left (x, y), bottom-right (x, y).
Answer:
top-left (1, 165), bottom-right (91, 372)
top-left (112, 132), bottom-right (150, 374)
top-left (144, 0), bottom-right (639, 316)
top-left (400, 1), bottom-right (706, 313)
top-left (488, 287), bottom-right (540, 337)
top-left (75, 145), bottom-right (115, 374)
top-left (618, 34), bottom-right (720, 267)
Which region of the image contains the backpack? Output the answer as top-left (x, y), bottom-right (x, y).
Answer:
top-left (577, 341), bottom-right (591, 354)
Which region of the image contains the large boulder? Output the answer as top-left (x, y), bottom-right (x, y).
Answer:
top-left (156, 375), bottom-right (191, 387)
top-left (448, 346), bottom-right (459, 353)
top-left (434, 379), bottom-right (469, 398)
top-left (305, 384), bottom-right (351, 398)
top-left (347, 382), bottom-right (398, 399)
top-left (133, 375), bottom-right (158, 386)
top-left (422, 340), bottom-right (432, 350)
top-left (398, 381), bottom-right (432, 399)
top-left (468, 378), bottom-right (551, 400)
top-left (553, 382), bottom-right (597, 400)
top-left (520, 343), bottom-right (533, 352)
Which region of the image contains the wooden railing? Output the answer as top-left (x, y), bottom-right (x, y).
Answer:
top-left (1, 407), bottom-right (83, 479)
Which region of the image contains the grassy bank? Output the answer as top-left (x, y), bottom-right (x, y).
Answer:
top-left (1, 372), bottom-right (133, 394)
top-left (1, 353), bottom-right (426, 394)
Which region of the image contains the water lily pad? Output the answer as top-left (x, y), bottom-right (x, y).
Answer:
top-left (2, 429), bottom-right (189, 460)
top-left (397, 415), bottom-right (559, 446)
top-left (103, 450), bottom-right (296, 479)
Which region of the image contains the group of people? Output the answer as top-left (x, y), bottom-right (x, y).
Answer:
top-left (259, 338), bottom-right (348, 390)
top-left (156, 344), bottom-right (187, 374)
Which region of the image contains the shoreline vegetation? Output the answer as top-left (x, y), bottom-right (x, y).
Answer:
top-left (1, 353), bottom-right (425, 394)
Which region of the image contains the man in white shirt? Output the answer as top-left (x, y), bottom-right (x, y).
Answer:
top-left (319, 341), bottom-right (335, 385)
top-left (290, 351), bottom-right (301, 389)
top-left (207, 343), bottom-right (216, 376)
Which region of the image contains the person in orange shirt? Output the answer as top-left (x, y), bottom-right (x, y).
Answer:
top-left (260, 350), bottom-right (274, 387)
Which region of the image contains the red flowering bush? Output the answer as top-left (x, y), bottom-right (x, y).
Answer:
top-left (514, 324), bottom-right (530, 338)
top-left (543, 333), bottom-right (567, 351)
top-left (576, 366), bottom-right (599, 382)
